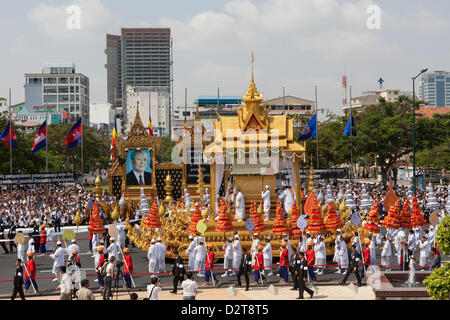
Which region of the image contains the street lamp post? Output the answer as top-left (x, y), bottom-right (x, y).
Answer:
top-left (411, 67), bottom-right (428, 195)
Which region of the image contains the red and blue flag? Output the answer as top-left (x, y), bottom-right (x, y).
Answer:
top-left (31, 120), bottom-right (47, 152)
top-left (65, 118), bottom-right (82, 149)
top-left (0, 121), bottom-right (18, 149)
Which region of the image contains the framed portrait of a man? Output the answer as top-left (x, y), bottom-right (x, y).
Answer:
top-left (126, 148), bottom-right (152, 186)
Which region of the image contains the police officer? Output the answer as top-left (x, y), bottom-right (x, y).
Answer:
top-left (0, 223), bottom-right (10, 254)
top-left (11, 259), bottom-right (25, 300)
top-left (170, 250), bottom-right (185, 294)
top-left (237, 248), bottom-right (252, 291)
top-left (31, 222), bottom-right (40, 253)
top-left (295, 252), bottom-right (314, 299)
top-left (340, 244), bottom-right (362, 286)
top-left (290, 247), bottom-right (300, 290)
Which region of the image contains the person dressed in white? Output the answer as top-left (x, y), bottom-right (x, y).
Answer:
top-left (232, 234), bottom-right (242, 276)
top-left (263, 237), bottom-right (273, 276)
top-left (56, 267), bottom-right (73, 300)
top-left (91, 233), bottom-right (100, 256)
top-left (181, 272), bottom-right (199, 300)
top-left (381, 236), bottom-right (392, 271)
top-left (337, 233), bottom-right (348, 274)
top-left (67, 239), bottom-right (80, 261)
top-left (147, 276), bottom-right (162, 300)
top-left (51, 241), bottom-right (68, 282)
top-left (186, 235), bottom-right (197, 271)
top-left (261, 185), bottom-right (271, 221)
top-left (375, 230), bottom-right (382, 246)
top-left (147, 239), bottom-right (158, 273)
top-left (107, 239), bottom-right (119, 261)
top-left (156, 237), bottom-right (167, 272)
top-left (17, 235), bottom-right (25, 262)
top-left (27, 235), bottom-right (35, 254)
top-left (368, 234), bottom-right (377, 266)
top-left (46, 227), bottom-right (55, 252)
top-left (235, 188), bottom-right (245, 222)
top-left (315, 235), bottom-right (326, 275)
top-left (333, 231), bottom-right (341, 272)
top-left (194, 240), bottom-right (206, 277)
top-left (279, 185), bottom-right (294, 217)
top-left (297, 237), bottom-right (306, 254)
top-left (221, 238), bottom-right (234, 277)
top-left (352, 232), bottom-right (362, 253)
top-left (250, 233), bottom-right (261, 266)
top-left (283, 234), bottom-right (293, 261)
top-left (407, 230), bottom-right (416, 255)
top-left (203, 188), bottom-right (211, 207)
top-left (117, 224), bottom-right (126, 249)
top-left (418, 236), bottom-right (430, 271)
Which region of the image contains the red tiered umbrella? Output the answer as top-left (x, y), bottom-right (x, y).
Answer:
top-left (87, 202), bottom-right (106, 234)
top-left (289, 203), bottom-right (302, 237)
top-left (364, 200), bottom-right (381, 233)
top-left (400, 199), bottom-right (412, 229)
top-left (307, 200), bottom-right (326, 234)
top-left (215, 200), bottom-right (233, 232)
top-left (325, 202), bottom-right (343, 231)
top-left (273, 201), bottom-right (289, 234)
top-left (145, 198), bottom-right (161, 228)
top-left (252, 202), bottom-right (266, 233)
top-left (411, 196), bottom-right (427, 228)
top-left (188, 203), bottom-right (202, 234)
top-left (381, 200), bottom-right (401, 230)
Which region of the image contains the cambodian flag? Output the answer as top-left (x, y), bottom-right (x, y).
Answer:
top-left (31, 120), bottom-right (47, 152)
top-left (0, 121), bottom-right (18, 149)
top-left (148, 114), bottom-right (154, 136)
top-left (65, 118), bottom-right (82, 149)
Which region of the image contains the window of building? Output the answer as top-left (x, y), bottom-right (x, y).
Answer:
top-left (70, 78), bottom-right (74, 84)
top-left (59, 77), bottom-right (68, 84)
top-left (58, 86), bottom-right (69, 93)
top-left (44, 95), bottom-right (57, 103)
top-left (44, 77), bottom-right (57, 84)
top-left (306, 106), bottom-right (311, 110)
top-left (44, 86), bottom-right (57, 93)
top-left (58, 95), bottom-right (69, 102)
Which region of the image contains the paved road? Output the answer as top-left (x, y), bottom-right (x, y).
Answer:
top-left (0, 230), bottom-right (440, 298)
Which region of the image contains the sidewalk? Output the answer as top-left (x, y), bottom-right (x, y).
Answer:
top-left (2, 285), bottom-right (375, 300)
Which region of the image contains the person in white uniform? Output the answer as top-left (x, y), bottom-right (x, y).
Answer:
top-left (194, 240), bottom-right (206, 277)
top-left (157, 237), bottom-right (167, 272)
top-left (235, 188), bottom-right (245, 222)
top-left (147, 239), bottom-right (158, 273)
top-left (221, 237), bottom-right (234, 277)
top-left (232, 234), bottom-right (242, 276)
top-left (67, 239), bottom-right (80, 260)
top-left (46, 227), bottom-right (55, 252)
top-left (184, 189), bottom-right (192, 209)
top-left (368, 234), bottom-right (377, 266)
top-left (51, 241), bottom-right (68, 282)
top-left (117, 224), bottom-right (126, 249)
top-left (315, 235), bottom-right (326, 275)
top-left (263, 237), bottom-right (273, 276)
top-left (279, 185), bottom-right (294, 217)
top-left (107, 239), bottom-right (119, 261)
top-left (27, 234), bottom-right (35, 254)
top-left (261, 185), bottom-right (271, 221)
top-left (418, 235), bottom-right (430, 271)
top-left (186, 235), bottom-right (197, 271)
top-left (381, 236), bottom-right (392, 271)
top-left (250, 233), bottom-right (261, 266)
top-left (337, 233), bottom-right (348, 274)
top-left (352, 232), bottom-right (362, 253)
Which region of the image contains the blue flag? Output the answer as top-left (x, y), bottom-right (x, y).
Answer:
top-left (297, 114), bottom-right (317, 141)
top-left (343, 114), bottom-right (356, 136)
top-left (0, 121), bottom-right (18, 149)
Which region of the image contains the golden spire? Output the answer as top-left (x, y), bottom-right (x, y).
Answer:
top-left (250, 50), bottom-right (255, 84)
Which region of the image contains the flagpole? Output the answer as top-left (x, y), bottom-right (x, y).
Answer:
top-left (9, 88), bottom-right (12, 174)
top-left (349, 86), bottom-right (353, 182)
top-left (283, 86), bottom-right (285, 111)
top-left (45, 102), bottom-right (48, 173)
top-left (81, 111), bottom-right (84, 187)
top-left (315, 85), bottom-right (319, 169)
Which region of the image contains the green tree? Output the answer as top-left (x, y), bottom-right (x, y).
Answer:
top-left (423, 216), bottom-right (450, 300)
top-left (156, 136), bottom-right (176, 164)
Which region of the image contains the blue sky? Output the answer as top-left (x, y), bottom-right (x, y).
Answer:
top-left (1, 0), bottom-right (449, 115)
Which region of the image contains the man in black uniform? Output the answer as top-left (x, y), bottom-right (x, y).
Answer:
top-left (0, 224), bottom-right (10, 254)
top-left (170, 250), bottom-right (185, 294)
top-left (31, 222), bottom-right (40, 253)
top-left (237, 248), bottom-right (252, 291)
top-left (295, 252), bottom-right (314, 299)
top-left (400, 240), bottom-right (413, 271)
top-left (340, 244), bottom-right (362, 286)
top-left (11, 259), bottom-right (25, 300)
top-left (7, 223), bottom-right (17, 253)
top-left (290, 247), bottom-right (300, 290)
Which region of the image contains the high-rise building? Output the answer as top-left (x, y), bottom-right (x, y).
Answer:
top-left (105, 28), bottom-right (172, 129)
top-left (419, 70), bottom-right (450, 107)
top-left (24, 63), bottom-right (89, 124)
top-left (126, 86), bottom-right (170, 137)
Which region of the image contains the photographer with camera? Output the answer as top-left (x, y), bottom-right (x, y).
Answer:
top-left (147, 276), bottom-right (162, 300)
top-left (103, 256), bottom-right (116, 300)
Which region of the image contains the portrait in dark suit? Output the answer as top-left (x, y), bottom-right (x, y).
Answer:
top-left (126, 149), bottom-right (152, 186)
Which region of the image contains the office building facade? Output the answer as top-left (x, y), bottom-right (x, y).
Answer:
top-left (24, 63), bottom-right (89, 124)
top-left (105, 28), bottom-right (172, 128)
top-left (419, 70), bottom-right (450, 107)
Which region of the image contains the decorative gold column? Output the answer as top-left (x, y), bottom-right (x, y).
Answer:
top-left (151, 148), bottom-right (157, 198)
top-left (209, 161), bottom-right (216, 221)
top-left (293, 154), bottom-right (302, 214)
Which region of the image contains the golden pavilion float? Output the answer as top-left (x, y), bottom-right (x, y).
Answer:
top-left (98, 54), bottom-right (430, 262)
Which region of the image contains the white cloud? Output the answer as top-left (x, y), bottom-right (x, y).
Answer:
top-left (416, 7), bottom-right (449, 33)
